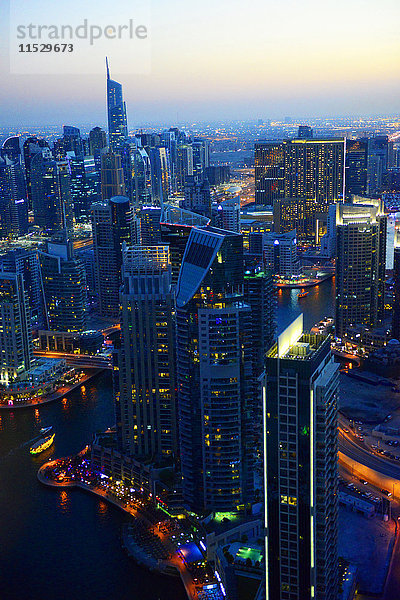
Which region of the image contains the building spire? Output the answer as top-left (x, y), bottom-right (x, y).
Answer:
top-left (106, 56), bottom-right (110, 80)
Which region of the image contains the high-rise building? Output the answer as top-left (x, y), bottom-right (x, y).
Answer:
top-left (40, 238), bottom-right (87, 332)
top-left (367, 136), bottom-right (388, 196)
top-left (258, 137), bottom-right (345, 239)
top-left (115, 245), bottom-right (178, 459)
top-left (0, 248), bottom-right (45, 329)
top-left (262, 230), bottom-right (299, 277)
top-left (23, 136), bottom-right (49, 209)
top-left (101, 150), bottom-right (126, 201)
top-left (30, 149), bottom-right (64, 233)
top-left (131, 147), bottom-right (152, 204)
top-left (91, 196), bottom-right (131, 317)
top-left (244, 263), bottom-right (276, 444)
top-left (214, 196), bottom-right (240, 233)
top-left (273, 196), bottom-right (319, 242)
top-left (159, 204), bottom-right (211, 285)
top-left (392, 227), bottom-right (400, 340)
top-left (284, 138), bottom-right (345, 207)
top-left (0, 271), bottom-right (33, 386)
top-left (335, 197), bottom-right (386, 340)
top-left (176, 144), bottom-right (194, 192)
top-left (255, 141), bottom-right (285, 205)
top-left (89, 126), bottom-right (107, 156)
top-left (106, 58), bottom-right (128, 150)
top-left (263, 314), bottom-right (339, 600)
top-left (182, 174), bottom-right (212, 218)
top-left (345, 138), bottom-right (368, 199)
top-left (1, 137), bottom-right (29, 237)
top-left (62, 125), bottom-right (84, 158)
top-left (149, 146), bottom-right (170, 204)
top-left (176, 226), bottom-right (254, 511)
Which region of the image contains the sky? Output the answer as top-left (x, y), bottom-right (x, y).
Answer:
top-left (0, 0), bottom-right (399, 127)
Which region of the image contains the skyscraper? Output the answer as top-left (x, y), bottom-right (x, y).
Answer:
top-left (1, 137), bottom-right (29, 237)
top-left (367, 135), bottom-right (388, 196)
top-left (23, 136), bottom-right (48, 209)
top-left (284, 138), bottom-right (345, 207)
top-left (335, 197), bottom-right (386, 340)
top-left (106, 58), bottom-right (128, 151)
top-left (182, 174), bottom-right (212, 218)
top-left (40, 238), bottom-right (87, 333)
top-left (392, 227), bottom-right (400, 340)
top-left (0, 248), bottom-right (45, 329)
top-left (263, 314), bottom-right (339, 600)
top-left (345, 138), bottom-right (368, 199)
top-left (101, 150), bottom-right (126, 200)
top-left (149, 146), bottom-right (171, 204)
top-left (0, 272), bottom-right (33, 386)
top-left (257, 137), bottom-right (345, 240)
top-left (89, 126), bottom-right (107, 156)
top-left (91, 196), bottom-right (131, 317)
top-left (115, 245), bottom-right (178, 459)
top-left (262, 230), bottom-right (299, 277)
top-left (255, 141), bottom-right (285, 205)
top-left (30, 149), bottom-right (64, 233)
top-left (176, 226), bottom-right (254, 511)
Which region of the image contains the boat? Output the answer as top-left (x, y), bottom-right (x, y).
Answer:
top-left (40, 426), bottom-right (53, 435)
top-left (30, 433), bottom-right (55, 455)
top-left (298, 291), bottom-right (309, 299)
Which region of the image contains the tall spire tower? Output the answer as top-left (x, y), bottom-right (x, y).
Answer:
top-left (106, 59), bottom-right (128, 150)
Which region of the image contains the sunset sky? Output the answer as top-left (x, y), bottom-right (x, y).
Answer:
top-left (1, 0), bottom-right (399, 126)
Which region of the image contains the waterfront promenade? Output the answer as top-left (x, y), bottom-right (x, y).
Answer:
top-left (38, 460), bottom-right (201, 600)
top-left (0, 369), bottom-right (103, 410)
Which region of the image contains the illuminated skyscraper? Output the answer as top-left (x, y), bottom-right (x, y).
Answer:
top-left (115, 245), bottom-right (178, 459)
top-left (263, 314), bottom-right (339, 600)
top-left (335, 197), bottom-right (386, 340)
top-left (345, 138), bottom-right (368, 199)
top-left (392, 227), bottom-right (400, 340)
top-left (258, 137), bottom-right (345, 240)
top-left (367, 135), bottom-right (388, 196)
top-left (91, 196), bottom-right (131, 317)
top-left (40, 238), bottom-right (87, 333)
top-left (30, 149), bottom-right (64, 233)
top-left (284, 138), bottom-right (345, 207)
top-left (0, 272), bottom-right (33, 386)
top-left (23, 136), bottom-right (48, 209)
top-left (176, 226), bottom-right (254, 511)
top-left (0, 137), bottom-right (29, 237)
top-left (149, 146), bottom-right (170, 204)
top-left (106, 58), bottom-right (128, 151)
top-left (255, 141), bottom-right (285, 205)
top-left (101, 150), bottom-right (126, 201)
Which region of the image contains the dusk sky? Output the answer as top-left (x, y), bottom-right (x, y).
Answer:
top-left (1, 0), bottom-right (399, 127)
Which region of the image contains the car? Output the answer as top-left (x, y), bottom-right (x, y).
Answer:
top-left (343, 428), bottom-right (350, 433)
top-left (359, 479), bottom-right (368, 485)
top-left (381, 489), bottom-right (392, 497)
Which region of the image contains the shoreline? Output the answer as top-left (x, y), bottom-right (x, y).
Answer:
top-left (274, 273), bottom-right (334, 289)
top-left (0, 368), bottom-right (105, 410)
top-left (37, 462), bottom-right (196, 599)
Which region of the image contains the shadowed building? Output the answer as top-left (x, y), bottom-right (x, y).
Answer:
top-left (262, 314), bottom-right (339, 600)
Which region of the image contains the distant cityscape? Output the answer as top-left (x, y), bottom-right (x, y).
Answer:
top-left (2, 58), bottom-right (400, 600)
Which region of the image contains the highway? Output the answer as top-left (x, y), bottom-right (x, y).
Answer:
top-left (339, 432), bottom-right (400, 482)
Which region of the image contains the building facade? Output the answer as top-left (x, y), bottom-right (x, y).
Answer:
top-left (263, 315), bottom-right (339, 600)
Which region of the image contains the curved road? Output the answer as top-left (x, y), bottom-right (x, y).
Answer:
top-left (339, 432), bottom-right (400, 481)
top-left (339, 431), bottom-right (400, 599)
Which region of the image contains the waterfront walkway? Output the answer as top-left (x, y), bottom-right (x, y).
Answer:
top-left (38, 461), bottom-right (200, 600)
top-left (0, 369), bottom-right (103, 410)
